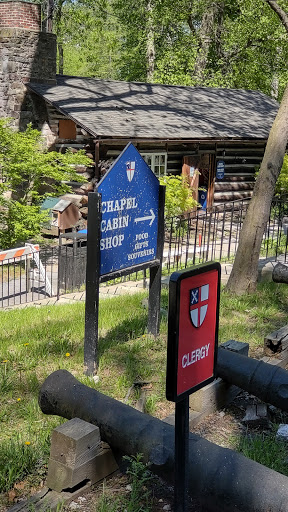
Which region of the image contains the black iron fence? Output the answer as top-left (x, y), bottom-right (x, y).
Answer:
top-left (163, 197), bottom-right (288, 273)
top-left (0, 246), bottom-right (58, 309)
top-left (1, 198), bottom-right (288, 308)
top-left (163, 200), bottom-right (247, 272)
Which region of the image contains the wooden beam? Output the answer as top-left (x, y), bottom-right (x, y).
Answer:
top-left (95, 140), bottom-right (100, 181)
top-left (97, 137), bottom-right (268, 145)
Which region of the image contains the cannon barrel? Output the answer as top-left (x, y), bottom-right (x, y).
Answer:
top-left (272, 262), bottom-right (288, 283)
top-left (217, 347), bottom-right (288, 411)
top-left (39, 370), bottom-right (288, 512)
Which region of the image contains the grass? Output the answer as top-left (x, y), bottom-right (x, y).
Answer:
top-left (0, 434), bottom-right (50, 492)
top-left (238, 429), bottom-right (288, 475)
top-left (1, 281), bottom-right (288, 498)
top-left (0, 262), bottom-right (25, 283)
top-left (261, 234), bottom-right (288, 258)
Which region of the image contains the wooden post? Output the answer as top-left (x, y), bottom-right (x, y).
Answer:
top-left (95, 140), bottom-right (100, 182)
top-left (84, 192), bottom-right (101, 376)
top-left (46, 418), bottom-right (118, 492)
top-left (148, 185), bottom-right (165, 336)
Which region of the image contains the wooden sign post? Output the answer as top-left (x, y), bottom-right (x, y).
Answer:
top-left (84, 143), bottom-right (165, 375)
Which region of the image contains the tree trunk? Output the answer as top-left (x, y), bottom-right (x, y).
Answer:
top-left (193, 2), bottom-right (224, 83)
top-left (146, 0), bottom-right (155, 81)
top-left (47, 0), bottom-right (54, 33)
top-left (226, 83), bottom-right (288, 295)
top-left (58, 42), bottom-right (64, 75)
top-left (266, 0), bottom-right (288, 32)
top-left (193, 5), bottom-right (216, 82)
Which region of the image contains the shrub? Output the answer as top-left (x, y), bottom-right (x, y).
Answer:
top-left (0, 119), bottom-right (91, 249)
top-left (159, 175), bottom-right (198, 218)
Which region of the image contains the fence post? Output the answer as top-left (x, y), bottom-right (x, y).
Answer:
top-left (148, 185), bottom-right (165, 336)
top-left (25, 256), bottom-right (31, 293)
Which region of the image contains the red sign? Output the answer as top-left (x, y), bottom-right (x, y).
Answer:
top-left (166, 262), bottom-right (220, 402)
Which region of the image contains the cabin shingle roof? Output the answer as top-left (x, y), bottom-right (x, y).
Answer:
top-left (27, 75), bottom-right (279, 140)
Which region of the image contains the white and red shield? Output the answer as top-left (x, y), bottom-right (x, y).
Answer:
top-left (189, 284), bottom-right (209, 328)
top-left (126, 161), bottom-right (135, 182)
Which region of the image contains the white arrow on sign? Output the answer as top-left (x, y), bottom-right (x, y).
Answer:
top-left (134, 209), bottom-right (155, 226)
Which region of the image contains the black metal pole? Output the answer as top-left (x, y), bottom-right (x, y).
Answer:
top-left (174, 396), bottom-right (189, 512)
top-left (148, 185), bottom-right (165, 336)
top-left (57, 236), bottom-right (62, 301)
top-left (84, 192), bottom-right (101, 376)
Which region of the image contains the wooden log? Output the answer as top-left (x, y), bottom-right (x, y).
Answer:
top-left (213, 190), bottom-right (253, 201)
top-left (214, 182), bottom-right (254, 192)
top-left (272, 262), bottom-right (288, 283)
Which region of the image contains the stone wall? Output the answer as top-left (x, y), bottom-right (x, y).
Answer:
top-left (0, 1), bottom-right (56, 130)
top-left (0, 28), bottom-right (57, 128)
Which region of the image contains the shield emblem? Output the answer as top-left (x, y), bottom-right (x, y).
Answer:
top-left (126, 161), bottom-right (135, 182)
top-left (189, 284), bottom-right (209, 328)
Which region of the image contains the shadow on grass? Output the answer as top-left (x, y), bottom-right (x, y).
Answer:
top-left (98, 314), bottom-right (148, 357)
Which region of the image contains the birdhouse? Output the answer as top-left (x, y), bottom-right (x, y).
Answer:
top-left (40, 197), bottom-right (80, 236)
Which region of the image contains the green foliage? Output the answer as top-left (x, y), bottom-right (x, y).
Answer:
top-left (238, 431), bottom-right (288, 476)
top-left (0, 202), bottom-right (46, 251)
top-left (0, 119), bottom-right (91, 249)
top-left (0, 433), bottom-right (50, 492)
top-left (160, 175), bottom-right (198, 218)
top-left (55, 1), bottom-right (122, 78)
top-left (57, 0), bottom-right (288, 100)
top-left (275, 155), bottom-right (288, 195)
top-left (96, 455), bottom-right (152, 511)
top-left (96, 492), bottom-right (121, 512)
top-left (124, 454), bottom-right (153, 512)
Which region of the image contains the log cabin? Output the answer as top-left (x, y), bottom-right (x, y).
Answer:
top-left (27, 75), bottom-right (278, 208)
top-left (0, 0), bottom-right (279, 211)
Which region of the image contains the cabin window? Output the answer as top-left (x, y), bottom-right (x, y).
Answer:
top-left (58, 119), bottom-right (77, 140)
top-left (141, 153), bottom-right (167, 177)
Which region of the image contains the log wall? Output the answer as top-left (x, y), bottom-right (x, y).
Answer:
top-left (214, 143), bottom-right (265, 205)
top-left (42, 104), bottom-right (267, 208)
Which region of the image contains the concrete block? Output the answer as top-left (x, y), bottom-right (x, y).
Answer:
top-left (264, 325), bottom-right (288, 359)
top-left (276, 424), bottom-right (288, 441)
top-left (189, 378), bottom-right (240, 414)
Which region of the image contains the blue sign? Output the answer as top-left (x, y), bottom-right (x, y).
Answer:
top-left (97, 143), bottom-right (159, 275)
top-left (216, 160), bottom-right (225, 180)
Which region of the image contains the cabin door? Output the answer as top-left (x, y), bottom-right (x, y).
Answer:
top-left (182, 154), bottom-right (215, 209)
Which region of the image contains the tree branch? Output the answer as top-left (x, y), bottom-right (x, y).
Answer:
top-left (266, 0), bottom-right (288, 33)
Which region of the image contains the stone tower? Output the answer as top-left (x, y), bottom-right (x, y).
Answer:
top-left (0, 0), bottom-right (56, 129)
